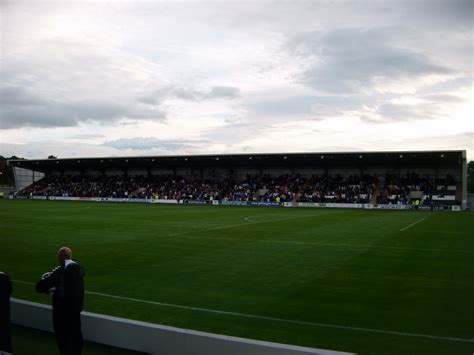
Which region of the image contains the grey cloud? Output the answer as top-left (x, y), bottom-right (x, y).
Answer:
top-left (173, 87), bottom-right (202, 101)
top-left (0, 87), bottom-right (73, 128)
top-left (0, 87), bottom-right (44, 106)
top-left (137, 95), bottom-right (161, 106)
top-left (422, 94), bottom-right (466, 103)
top-left (0, 141), bottom-right (119, 160)
top-left (397, 132), bottom-right (474, 154)
top-left (101, 137), bottom-right (209, 151)
top-left (358, 102), bottom-right (445, 124)
top-left (211, 1), bottom-right (472, 32)
top-left (205, 86), bottom-right (241, 99)
top-left (290, 28), bottom-right (452, 94)
top-left (138, 85), bottom-right (241, 104)
top-left (404, 0), bottom-right (473, 30)
top-left (377, 103), bottom-right (432, 121)
top-left (137, 85), bottom-right (174, 105)
top-left (0, 86), bottom-right (79, 128)
top-left (419, 77), bottom-right (473, 95)
top-left (201, 122), bottom-right (255, 143)
top-left (138, 87), bottom-right (200, 103)
top-left (1, 34), bottom-right (169, 129)
top-left (166, 85), bottom-right (241, 101)
top-left (247, 90), bottom-right (467, 126)
top-left (249, 96), bottom-right (315, 115)
top-left (0, 85), bottom-right (166, 129)
top-left (367, 92), bottom-right (468, 123)
top-left (165, 85), bottom-right (244, 101)
top-left (0, 109), bottom-right (78, 129)
top-left (249, 95), bottom-right (369, 118)
top-left (357, 115), bottom-right (386, 124)
top-left (68, 133), bottom-right (105, 140)
top-left (72, 100), bottom-right (166, 121)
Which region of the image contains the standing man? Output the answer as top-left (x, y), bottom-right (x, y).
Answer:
top-left (0, 271), bottom-right (13, 354)
top-left (36, 247), bottom-right (85, 355)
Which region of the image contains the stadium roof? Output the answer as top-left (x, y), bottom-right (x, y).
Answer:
top-left (8, 150), bottom-right (465, 173)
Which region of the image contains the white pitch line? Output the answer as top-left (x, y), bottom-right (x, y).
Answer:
top-left (400, 218), bottom-right (426, 232)
top-left (12, 279), bottom-right (474, 344)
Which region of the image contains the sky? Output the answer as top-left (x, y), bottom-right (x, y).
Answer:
top-left (1, 0), bottom-right (473, 160)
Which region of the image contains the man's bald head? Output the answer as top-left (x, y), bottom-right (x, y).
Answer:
top-left (58, 247), bottom-right (72, 264)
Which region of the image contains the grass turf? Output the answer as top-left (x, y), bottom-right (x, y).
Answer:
top-left (1, 199), bottom-right (473, 354)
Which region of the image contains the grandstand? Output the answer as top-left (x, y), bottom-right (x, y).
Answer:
top-left (7, 150), bottom-right (468, 210)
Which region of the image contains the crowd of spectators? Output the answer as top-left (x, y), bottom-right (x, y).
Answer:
top-left (24, 172), bottom-right (457, 205)
top-left (377, 173), bottom-right (458, 205)
top-left (25, 173), bottom-right (376, 203)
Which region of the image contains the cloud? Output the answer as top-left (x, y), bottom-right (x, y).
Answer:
top-left (172, 87), bottom-right (202, 101)
top-left (249, 96), bottom-right (314, 115)
top-left (101, 137), bottom-right (209, 151)
top-left (375, 103), bottom-right (441, 122)
top-left (0, 86), bottom-right (166, 129)
top-left (68, 133), bottom-right (105, 140)
top-left (200, 122), bottom-right (255, 143)
top-left (419, 77), bottom-right (473, 95)
top-left (354, 92), bottom-right (468, 124)
top-left (170, 85), bottom-right (241, 101)
top-left (390, 132), bottom-right (474, 155)
top-left (403, 0), bottom-right (473, 30)
top-left (1, 1), bottom-right (471, 160)
top-left (421, 94), bottom-right (466, 104)
top-left (0, 141), bottom-right (119, 160)
top-left (289, 28), bottom-right (452, 94)
top-left (0, 87), bottom-right (44, 106)
top-left (205, 86), bottom-right (241, 99)
top-left (138, 85), bottom-right (241, 104)
top-left (248, 94), bottom-right (372, 119)
top-left (1, 36), bottom-right (169, 129)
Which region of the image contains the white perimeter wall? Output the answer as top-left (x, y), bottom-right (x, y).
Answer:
top-left (10, 299), bottom-right (353, 355)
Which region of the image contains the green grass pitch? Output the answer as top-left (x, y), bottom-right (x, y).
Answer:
top-left (1, 199), bottom-right (473, 354)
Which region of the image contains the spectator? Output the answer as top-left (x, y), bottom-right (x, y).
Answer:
top-left (36, 247), bottom-right (85, 355)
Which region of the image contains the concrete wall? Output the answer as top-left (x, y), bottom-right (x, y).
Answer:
top-left (11, 298), bottom-right (353, 355)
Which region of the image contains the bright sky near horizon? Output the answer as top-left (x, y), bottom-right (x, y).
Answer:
top-left (1, 0), bottom-right (473, 160)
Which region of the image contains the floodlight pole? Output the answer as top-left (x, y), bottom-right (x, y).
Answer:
top-left (461, 150), bottom-right (467, 210)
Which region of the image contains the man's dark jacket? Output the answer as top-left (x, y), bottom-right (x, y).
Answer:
top-left (35, 262), bottom-right (85, 313)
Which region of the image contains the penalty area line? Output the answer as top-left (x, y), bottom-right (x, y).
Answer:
top-left (400, 218), bottom-right (426, 232)
top-left (12, 279), bottom-right (474, 344)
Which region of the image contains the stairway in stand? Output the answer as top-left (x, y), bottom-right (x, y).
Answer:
top-left (369, 177), bottom-right (382, 205)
